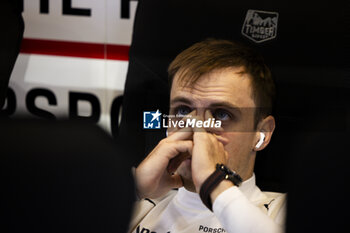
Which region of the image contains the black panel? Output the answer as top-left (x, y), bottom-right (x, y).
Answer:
top-left (0, 119), bottom-right (134, 233)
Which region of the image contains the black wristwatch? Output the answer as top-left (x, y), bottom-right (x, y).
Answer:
top-left (199, 163), bottom-right (242, 211)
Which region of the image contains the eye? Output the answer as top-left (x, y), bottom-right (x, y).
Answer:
top-left (173, 105), bottom-right (192, 116)
top-left (212, 109), bottom-right (232, 121)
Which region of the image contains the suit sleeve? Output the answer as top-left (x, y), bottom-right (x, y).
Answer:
top-left (213, 187), bottom-right (285, 233)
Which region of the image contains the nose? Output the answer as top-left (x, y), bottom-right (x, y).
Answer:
top-left (194, 108), bottom-right (213, 119)
top-left (204, 109), bottom-right (214, 120)
top-left (193, 109), bottom-right (223, 134)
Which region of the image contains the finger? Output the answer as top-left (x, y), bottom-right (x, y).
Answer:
top-left (204, 109), bottom-right (214, 121)
top-left (163, 140), bottom-right (193, 160)
top-left (166, 139), bottom-right (193, 173)
top-left (167, 127), bottom-right (194, 141)
top-left (204, 109), bottom-right (225, 134)
top-left (192, 112), bottom-right (227, 145)
top-left (167, 110), bottom-right (196, 136)
top-left (191, 115), bottom-right (207, 133)
top-left (197, 131), bottom-right (224, 148)
top-left (206, 124), bottom-right (225, 134)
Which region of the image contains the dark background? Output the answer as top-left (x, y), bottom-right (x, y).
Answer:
top-left (0, 0), bottom-right (24, 109)
top-left (119, 0), bottom-right (349, 192)
top-left (0, 119), bottom-right (135, 233)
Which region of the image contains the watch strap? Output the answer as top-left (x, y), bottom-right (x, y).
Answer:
top-left (199, 164), bottom-right (242, 211)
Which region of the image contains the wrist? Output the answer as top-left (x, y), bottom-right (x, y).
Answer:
top-left (199, 163), bottom-right (242, 211)
top-left (210, 179), bottom-right (233, 203)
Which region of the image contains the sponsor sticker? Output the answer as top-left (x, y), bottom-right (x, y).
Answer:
top-left (241, 9), bottom-right (279, 43)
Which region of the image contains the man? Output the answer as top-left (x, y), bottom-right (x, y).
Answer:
top-left (129, 39), bottom-right (286, 233)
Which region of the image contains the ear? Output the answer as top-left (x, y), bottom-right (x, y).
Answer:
top-left (253, 115), bottom-right (275, 151)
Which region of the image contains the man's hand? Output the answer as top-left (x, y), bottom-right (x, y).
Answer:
top-left (191, 130), bottom-right (230, 193)
top-left (135, 112), bottom-right (234, 201)
top-left (135, 129), bottom-right (193, 199)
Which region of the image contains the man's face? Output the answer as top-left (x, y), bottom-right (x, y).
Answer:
top-left (169, 67), bottom-right (258, 187)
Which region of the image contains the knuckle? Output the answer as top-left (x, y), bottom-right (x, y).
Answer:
top-left (162, 137), bottom-right (169, 142)
top-left (158, 138), bottom-right (167, 145)
top-left (159, 138), bottom-right (171, 147)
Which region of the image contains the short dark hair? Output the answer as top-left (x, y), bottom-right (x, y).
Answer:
top-left (168, 38), bottom-right (276, 127)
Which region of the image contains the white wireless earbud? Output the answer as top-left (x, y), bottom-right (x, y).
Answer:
top-left (255, 132), bottom-right (265, 149)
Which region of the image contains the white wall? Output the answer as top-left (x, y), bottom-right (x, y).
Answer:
top-left (5, 0), bottom-right (138, 132)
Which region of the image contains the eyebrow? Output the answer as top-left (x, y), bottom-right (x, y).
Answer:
top-left (170, 97), bottom-right (192, 106)
top-left (170, 96), bottom-right (242, 116)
